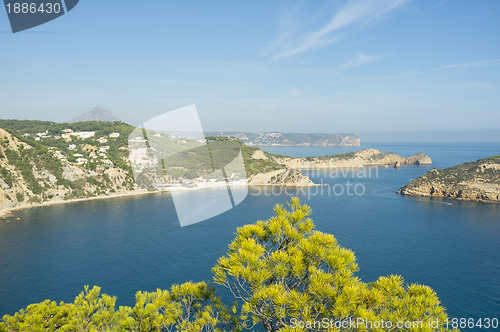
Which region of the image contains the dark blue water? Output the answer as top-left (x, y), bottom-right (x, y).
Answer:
top-left (0, 142), bottom-right (499, 330)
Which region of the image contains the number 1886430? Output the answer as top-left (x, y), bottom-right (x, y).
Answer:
top-left (5, 2), bottom-right (62, 14)
top-left (445, 318), bottom-right (498, 329)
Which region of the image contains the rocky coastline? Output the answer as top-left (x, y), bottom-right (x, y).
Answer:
top-left (254, 148), bottom-right (432, 169)
top-left (397, 155), bottom-right (500, 203)
top-left (0, 123), bottom-right (434, 218)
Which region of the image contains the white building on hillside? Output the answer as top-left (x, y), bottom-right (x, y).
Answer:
top-left (73, 131), bottom-right (95, 139)
top-left (36, 131), bottom-right (48, 137)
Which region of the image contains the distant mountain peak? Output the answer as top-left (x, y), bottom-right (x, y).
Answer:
top-left (68, 107), bottom-right (120, 123)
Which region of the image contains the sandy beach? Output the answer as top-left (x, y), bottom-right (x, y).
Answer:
top-left (0, 181), bottom-right (250, 220)
top-left (0, 178), bottom-right (312, 220)
top-left (0, 189), bottom-right (164, 220)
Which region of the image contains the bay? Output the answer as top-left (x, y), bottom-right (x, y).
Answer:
top-left (0, 142), bottom-right (499, 331)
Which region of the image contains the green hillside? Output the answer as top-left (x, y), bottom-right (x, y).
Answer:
top-left (0, 120), bottom-right (288, 211)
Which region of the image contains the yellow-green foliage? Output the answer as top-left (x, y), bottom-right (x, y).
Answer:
top-left (212, 198), bottom-right (457, 332)
top-left (0, 283), bottom-right (233, 332)
top-left (1, 199), bottom-right (457, 332)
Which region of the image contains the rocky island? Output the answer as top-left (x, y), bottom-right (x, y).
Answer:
top-left (398, 155), bottom-right (500, 203)
top-left (262, 149), bottom-right (432, 169)
top-left (246, 148), bottom-right (431, 185)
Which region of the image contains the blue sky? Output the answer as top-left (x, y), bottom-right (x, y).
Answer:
top-left (0, 0), bottom-right (499, 140)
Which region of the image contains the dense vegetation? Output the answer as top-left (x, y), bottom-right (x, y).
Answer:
top-left (207, 136), bottom-right (285, 176)
top-left (0, 120), bottom-right (134, 141)
top-left (0, 199), bottom-right (456, 331)
top-left (0, 119), bottom-right (295, 207)
top-left (410, 154), bottom-right (500, 186)
top-left (306, 151), bottom-right (357, 161)
top-left (0, 121), bottom-right (284, 177)
top-left (0, 120), bottom-right (141, 203)
top-left (0, 120), bottom-right (135, 172)
top-left (133, 134), bottom-right (286, 186)
top-left (0, 119), bottom-right (294, 207)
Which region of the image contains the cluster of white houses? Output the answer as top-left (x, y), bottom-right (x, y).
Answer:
top-left (23, 129), bottom-right (122, 167)
top-left (23, 129), bottom-right (120, 141)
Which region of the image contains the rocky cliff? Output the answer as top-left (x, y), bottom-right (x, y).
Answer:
top-left (266, 149), bottom-right (432, 169)
top-left (246, 148), bottom-right (431, 186)
top-left (397, 155), bottom-right (500, 203)
top-left (248, 168), bottom-right (316, 186)
top-left (0, 128), bottom-right (140, 217)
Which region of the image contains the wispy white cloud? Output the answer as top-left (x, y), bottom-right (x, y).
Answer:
top-left (337, 36), bottom-right (378, 49)
top-left (338, 53), bottom-right (385, 71)
top-left (383, 69), bottom-right (421, 79)
top-left (287, 89), bottom-right (303, 96)
top-left (460, 9), bottom-right (495, 20)
top-left (384, 58), bottom-right (500, 80)
top-left (270, 0), bottom-right (409, 59)
top-left (431, 59), bottom-right (500, 72)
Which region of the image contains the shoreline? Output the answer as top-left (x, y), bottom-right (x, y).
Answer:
top-left (0, 161), bottom-right (434, 220)
top-left (398, 190), bottom-right (500, 204)
top-left (249, 144), bottom-right (361, 147)
top-left (0, 182), bottom-right (319, 220)
top-left (0, 190), bottom-right (163, 220)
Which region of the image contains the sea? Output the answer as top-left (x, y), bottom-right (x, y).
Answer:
top-left (0, 142), bottom-right (499, 330)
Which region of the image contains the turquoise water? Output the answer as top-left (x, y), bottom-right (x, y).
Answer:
top-left (0, 142), bottom-right (499, 330)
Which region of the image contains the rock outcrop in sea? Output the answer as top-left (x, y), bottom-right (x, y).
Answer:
top-left (397, 154), bottom-right (500, 203)
top-left (248, 168), bottom-right (316, 186)
top-left (247, 148), bottom-right (432, 186)
top-left (267, 149), bottom-right (432, 169)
